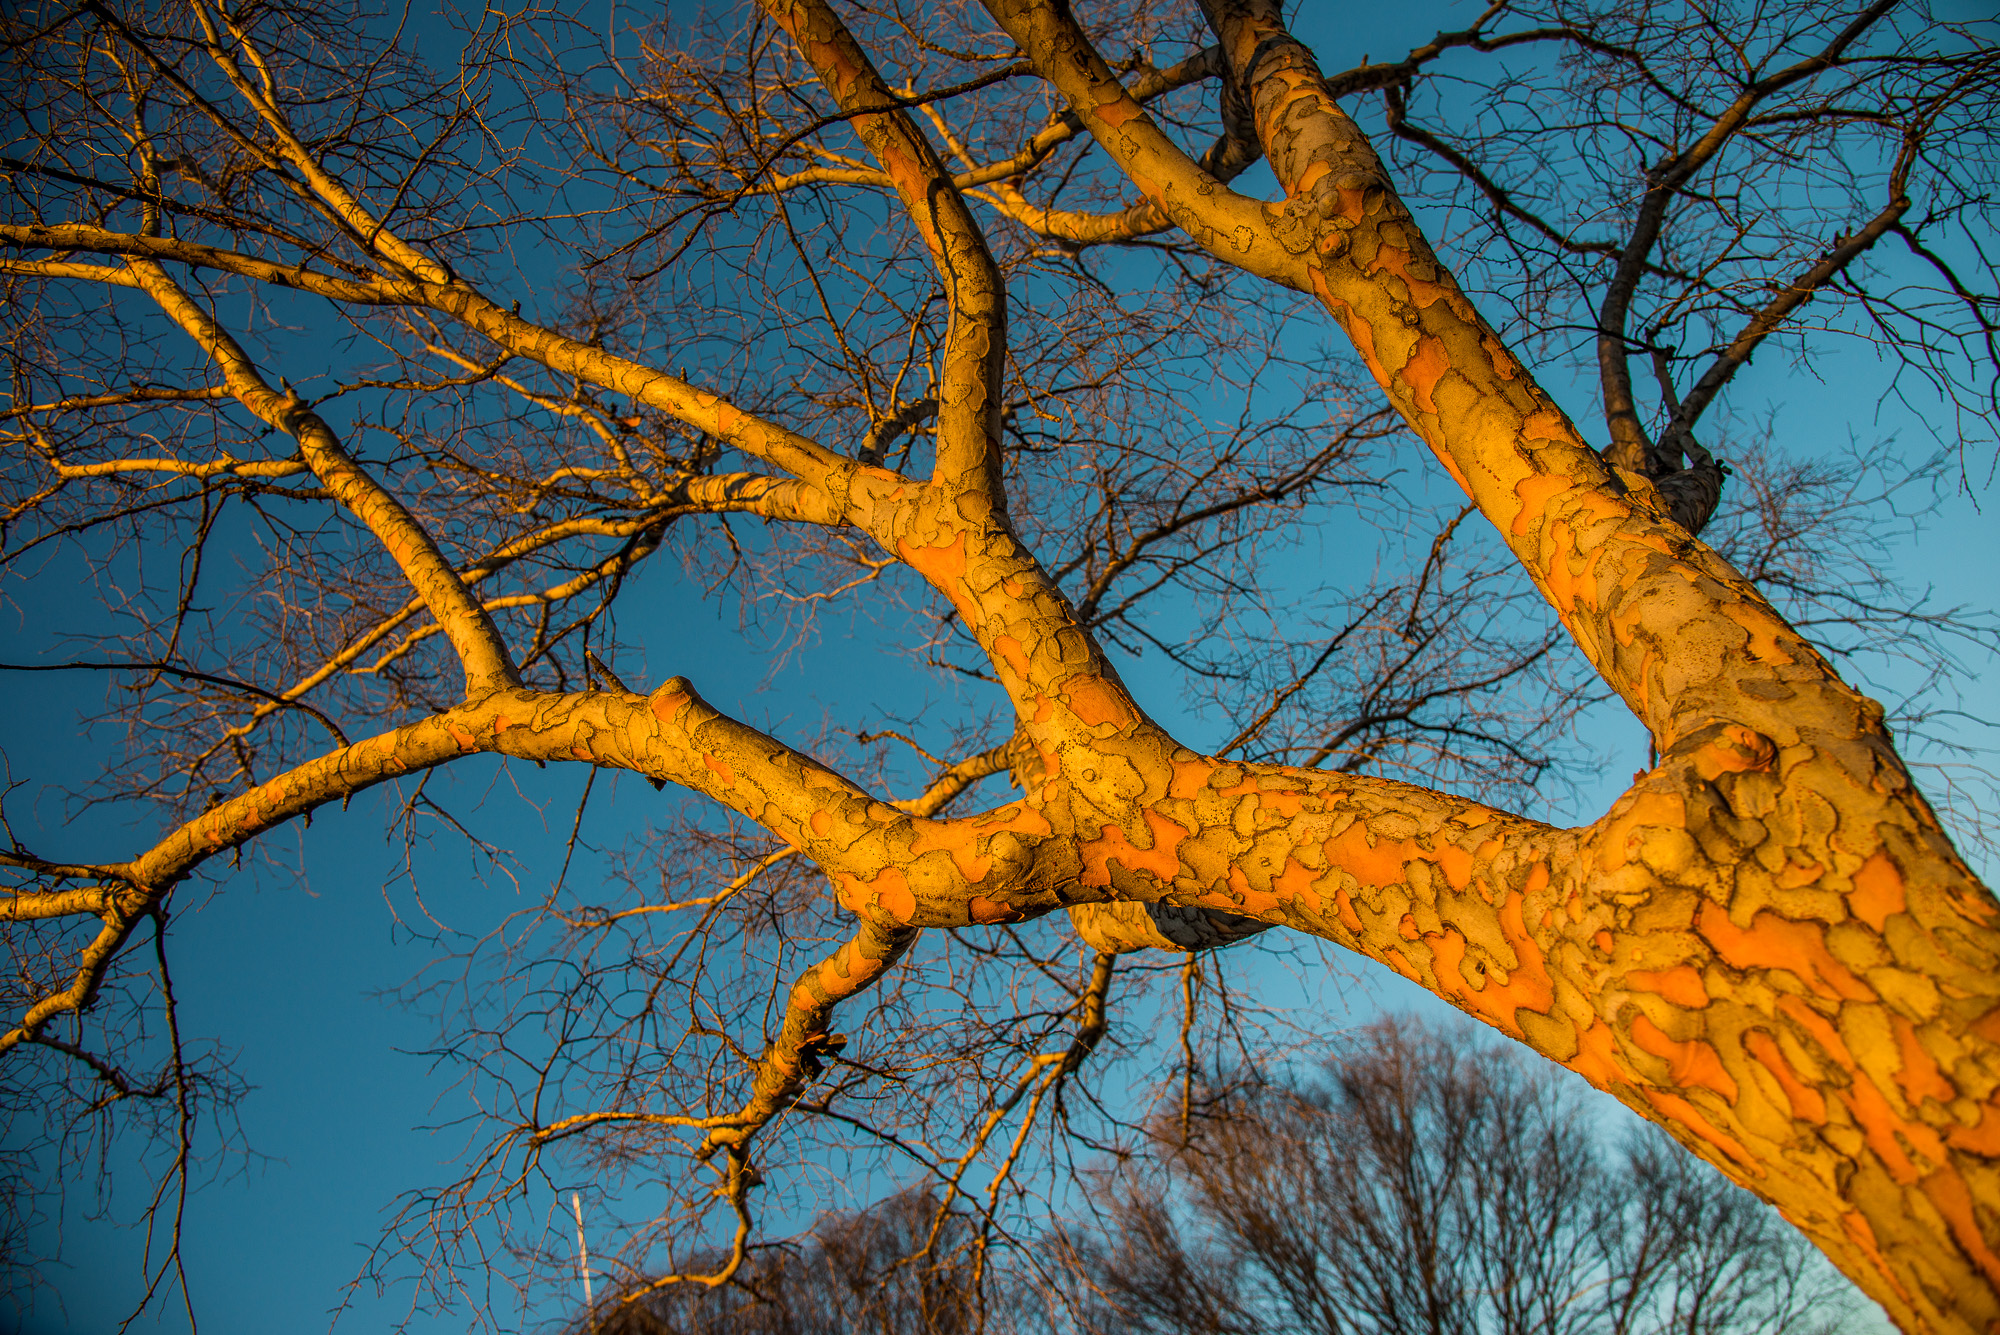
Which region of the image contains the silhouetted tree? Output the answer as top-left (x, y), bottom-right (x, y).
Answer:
top-left (1060, 1018), bottom-right (1857, 1335)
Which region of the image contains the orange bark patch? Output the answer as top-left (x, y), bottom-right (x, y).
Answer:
top-left (1459, 893), bottom-right (1556, 1036)
top-left (1227, 863), bottom-right (1283, 917)
top-left (1091, 89), bottom-right (1143, 128)
top-left (703, 753), bottom-right (736, 787)
top-left (1698, 903), bottom-right (1876, 1003)
top-left (1434, 841), bottom-right (1473, 891)
top-left (866, 866), bottom-right (916, 923)
top-left (1946, 1101), bottom-right (2000, 1155)
top-left (1570, 1018), bottom-right (1626, 1091)
top-left (1746, 1029), bottom-right (1828, 1123)
top-left (898, 530), bottom-right (968, 595)
top-left (1061, 674), bottom-right (1136, 728)
top-left (1080, 809), bottom-right (1190, 886)
top-left (1324, 822), bottom-right (1416, 888)
top-left (1257, 789), bottom-right (1307, 819)
top-left (908, 820), bottom-right (994, 883)
top-left (1428, 927), bottom-right (1468, 990)
top-left (991, 634), bottom-right (1031, 681)
top-left (1169, 757), bottom-right (1215, 800)
top-left (1333, 885), bottom-right (1364, 934)
top-left (1630, 1013), bottom-right (1738, 1103)
top-left (1628, 965), bottom-right (1710, 1010)
top-left (1398, 914), bottom-right (1421, 941)
top-left (1318, 292), bottom-right (1386, 387)
top-left (1401, 335), bottom-right (1451, 415)
top-left (1849, 849), bottom-right (1906, 933)
top-left (810, 810), bottom-right (831, 838)
top-left (1371, 246), bottom-right (1450, 309)
top-left (1510, 474), bottom-right (1570, 537)
top-left (1922, 1171), bottom-right (2000, 1288)
top-left (1842, 1071), bottom-right (1944, 1184)
top-left (968, 896), bottom-right (1019, 924)
top-left (1272, 856), bottom-right (1321, 913)
top-left (1892, 1015), bottom-right (1956, 1108)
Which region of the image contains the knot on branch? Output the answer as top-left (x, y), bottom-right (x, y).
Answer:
top-left (1068, 900), bottom-right (1273, 954)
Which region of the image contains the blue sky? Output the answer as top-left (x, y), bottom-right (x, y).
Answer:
top-left (5, 1), bottom-right (1994, 1331)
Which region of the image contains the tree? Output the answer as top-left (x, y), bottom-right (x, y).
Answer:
top-left (597, 1188), bottom-right (1021, 1335)
top-left (1060, 1016), bottom-right (1855, 1335)
top-left (1, 0), bottom-right (1996, 1330)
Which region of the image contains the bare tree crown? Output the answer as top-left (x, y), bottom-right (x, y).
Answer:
top-left (1, 0), bottom-right (1996, 1329)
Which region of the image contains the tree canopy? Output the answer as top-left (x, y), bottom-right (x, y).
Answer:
top-left (1, 0), bottom-right (1997, 1330)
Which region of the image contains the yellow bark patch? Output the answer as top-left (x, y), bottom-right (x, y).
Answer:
top-left (1720, 600), bottom-right (1798, 666)
top-left (1840, 1212), bottom-right (1914, 1304)
top-left (1692, 725), bottom-right (1777, 778)
top-left (1596, 790), bottom-right (1686, 873)
top-left (1317, 290), bottom-right (1387, 388)
top-left (1642, 1087), bottom-right (1759, 1173)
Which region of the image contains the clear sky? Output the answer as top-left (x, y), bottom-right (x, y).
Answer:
top-left (4, 1), bottom-right (1993, 1332)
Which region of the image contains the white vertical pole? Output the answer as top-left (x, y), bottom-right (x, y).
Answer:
top-left (571, 1190), bottom-right (594, 1309)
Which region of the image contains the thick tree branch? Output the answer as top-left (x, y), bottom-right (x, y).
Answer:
top-left (127, 259), bottom-right (522, 699)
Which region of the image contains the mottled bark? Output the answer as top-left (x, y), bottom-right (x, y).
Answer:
top-left (979, 1), bottom-right (2000, 1327)
top-left (4, 3), bottom-right (1994, 1328)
